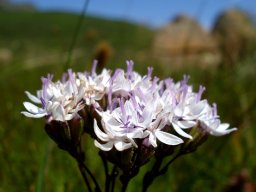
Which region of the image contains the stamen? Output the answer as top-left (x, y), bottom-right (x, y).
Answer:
top-left (196, 85), bottom-right (206, 102)
top-left (91, 60), bottom-right (98, 77)
top-left (150, 77), bottom-right (159, 91)
top-left (147, 67), bottom-right (153, 79)
top-left (68, 69), bottom-right (77, 93)
top-left (126, 60), bottom-right (134, 80)
top-left (212, 103), bottom-right (217, 117)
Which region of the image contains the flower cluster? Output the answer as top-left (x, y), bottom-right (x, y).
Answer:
top-left (22, 60), bottom-right (236, 153)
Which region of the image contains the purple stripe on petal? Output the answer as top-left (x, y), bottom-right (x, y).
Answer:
top-left (40, 97), bottom-right (46, 108)
top-left (130, 92), bottom-right (138, 110)
top-left (119, 98), bottom-right (126, 123)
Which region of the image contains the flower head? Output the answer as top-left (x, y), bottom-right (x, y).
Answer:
top-left (22, 60), bottom-right (236, 153)
top-left (22, 71), bottom-right (85, 121)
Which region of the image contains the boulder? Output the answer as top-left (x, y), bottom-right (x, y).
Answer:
top-left (152, 15), bottom-right (220, 68)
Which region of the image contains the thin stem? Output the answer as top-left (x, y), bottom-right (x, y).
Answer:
top-left (64, 0), bottom-right (90, 70)
top-left (99, 152), bottom-right (110, 192)
top-left (73, 140), bottom-right (101, 192)
top-left (120, 175), bottom-right (131, 192)
top-left (142, 153), bottom-right (183, 192)
top-left (158, 153), bottom-right (182, 175)
top-left (78, 162), bottom-right (93, 192)
top-left (110, 166), bottom-right (118, 192)
top-left (142, 157), bottom-right (163, 192)
top-left (78, 159), bottom-right (102, 192)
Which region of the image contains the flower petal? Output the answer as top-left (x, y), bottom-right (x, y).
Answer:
top-left (94, 140), bottom-right (113, 151)
top-left (93, 119), bottom-right (110, 142)
top-left (177, 120), bottom-right (196, 129)
top-left (21, 111), bottom-right (46, 118)
top-left (190, 100), bottom-right (207, 115)
top-left (172, 123), bottom-right (193, 139)
top-left (25, 91), bottom-right (41, 103)
top-left (148, 132), bottom-right (157, 147)
top-left (23, 102), bottom-right (42, 114)
top-left (155, 130), bottom-right (183, 145)
top-left (114, 140), bottom-right (132, 151)
top-left (210, 124), bottom-right (237, 136)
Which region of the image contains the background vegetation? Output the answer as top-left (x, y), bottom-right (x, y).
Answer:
top-left (0, 10), bottom-right (256, 192)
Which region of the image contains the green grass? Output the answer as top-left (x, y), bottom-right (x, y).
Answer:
top-left (0, 10), bottom-right (256, 192)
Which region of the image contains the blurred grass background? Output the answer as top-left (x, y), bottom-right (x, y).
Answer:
top-left (0, 6), bottom-right (256, 192)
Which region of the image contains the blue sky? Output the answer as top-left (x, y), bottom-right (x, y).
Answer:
top-left (11, 0), bottom-right (256, 29)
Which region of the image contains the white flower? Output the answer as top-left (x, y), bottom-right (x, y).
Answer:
top-left (110, 61), bottom-right (142, 97)
top-left (21, 70), bottom-right (85, 121)
top-left (94, 97), bottom-right (151, 151)
top-left (163, 79), bottom-right (208, 139)
top-left (199, 104), bottom-right (237, 136)
top-left (77, 63), bottom-right (111, 105)
top-left (145, 115), bottom-right (183, 147)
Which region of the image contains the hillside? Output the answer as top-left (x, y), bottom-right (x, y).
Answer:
top-left (0, 11), bottom-right (153, 51)
top-left (0, 11), bottom-right (154, 73)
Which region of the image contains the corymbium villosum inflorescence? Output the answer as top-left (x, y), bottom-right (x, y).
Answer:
top-left (22, 60), bottom-right (237, 192)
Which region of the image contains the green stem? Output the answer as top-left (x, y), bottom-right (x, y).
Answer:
top-left (99, 152), bottom-right (110, 192)
top-left (78, 160), bottom-right (102, 192)
top-left (158, 153), bottom-right (182, 175)
top-left (78, 162), bottom-right (93, 192)
top-left (142, 153), bottom-right (183, 192)
top-left (142, 157), bottom-right (163, 192)
top-left (64, 0), bottom-right (90, 70)
top-left (110, 166), bottom-right (118, 192)
top-left (120, 174), bottom-right (131, 192)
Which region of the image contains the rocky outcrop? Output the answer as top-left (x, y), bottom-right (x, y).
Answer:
top-left (152, 15), bottom-right (220, 68)
top-left (212, 9), bottom-right (256, 66)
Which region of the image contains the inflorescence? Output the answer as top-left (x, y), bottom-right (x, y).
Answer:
top-left (21, 60), bottom-right (237, 190)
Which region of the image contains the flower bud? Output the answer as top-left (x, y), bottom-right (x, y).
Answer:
top-left (179, 122), bottom-right (209, 154)
top-left (44, 115), bottom-right (83, 151)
